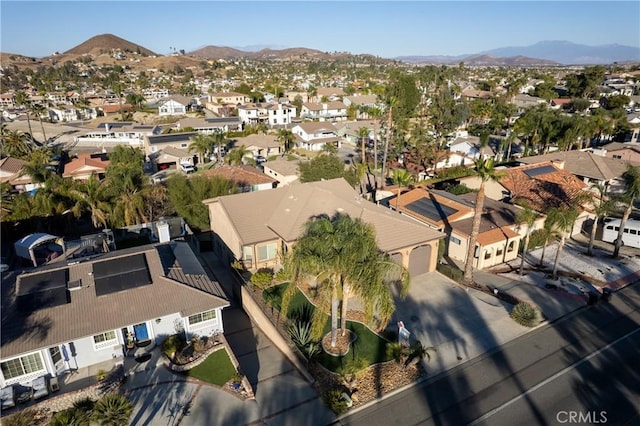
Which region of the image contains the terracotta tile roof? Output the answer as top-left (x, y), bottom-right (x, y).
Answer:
top-left (295, 121), bottom-right (338, 133)
top-left (63, 153), bottom-right (110, 177)
top-left (518, 151), bottom-right (636, 181)
top-left (499, 161), bottom-right (588, 212)
top-left (0, 157), bottom-right (26, 175)
top-left (476, 226), bottom-right (520, 246)
top-left (395, 187), bottom-right (473, 228)
top-left (1, 243), bottom-right (229, 358)
top-left (204, 165), bottom-right (276, 186)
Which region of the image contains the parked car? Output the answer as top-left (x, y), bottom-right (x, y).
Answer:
top-left (254, 155), bottom-right (267, 164)
top-left (180, 163), bottom-right (196, 174)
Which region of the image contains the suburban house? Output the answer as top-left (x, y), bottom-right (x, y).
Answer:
top-left (300, 102), bottom-right (348, 122)
top-left (342, 95), bottom-right (379, 118)
top-left (231, 134), bottom-right (282, 158)
top-left (0, 93), bottom-right (17, 109)
top-left (393, 188), bottom-right (524, 269)
top-left (207, 92), bottom-right (250, 105)
top-left (314, 87), bottom-right (346, 102)
top-left (461, 89), bottom-right (493, 101)
top-left (237, 103), bottom-right (297, 127)
top-left (142, 88), bottom-right (170, 100)
top-left (292, 122), bottom-right (340, 151)
top-left (460, 161), bottom-right (591, 236)
top-left (74, 122), bottom-right (161, 148)
top-left (157, 95), bottom-right (193, 117)
top-left (334, 120), bottom-right (378, 145)
top-left (262, 159), bottom-right (300, 187)
top-left (518, 151), bottom-right (639, 194)
top-left (594, 142), bottom-right (640, 163)
top-left (150, 146), bottom-right (194, 170)
top-left (448, 133), bottom-right (496, 161)
top-left (97, 104), bottom-right (133, 117)
top-left (510, 94), bottom-right (547, 113)
top-left (203, 165), bottom-right (277, 192)
top-left (0, 157), bottom-right (26, 184)
top-left (0, 241), bottom-right (229, 389)
top-left (62, 153), bottom-right (110, 180)
top-left (174, 117), bottom-right (242, 134)
top-left (202, 178), bottom-right (445, 277)
top-left (144, 132), bottom-right (196, 156)
top-left (48, 106), bottom-right (96, 123)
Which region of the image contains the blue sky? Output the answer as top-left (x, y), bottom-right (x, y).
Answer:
top-left (2, 1), bottom-right (639, 58)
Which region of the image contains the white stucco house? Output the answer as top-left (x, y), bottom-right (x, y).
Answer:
top-left (292, 122), bottom-right (341, 151)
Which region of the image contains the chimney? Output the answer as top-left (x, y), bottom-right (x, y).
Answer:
top-left (551, 159), bottom-right (565, 170)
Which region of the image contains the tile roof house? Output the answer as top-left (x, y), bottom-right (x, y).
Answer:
top-left (292, 122), bottom-right (340, 151)
top-left (174, 117), bottom-right (242, 134)
top-left (300, 101), bottom-right (348, 122)
top-left (597, 142), bottom-right (640, 163)
top-left (203, 165), bottom-right (277, 192)
top-left (231, 134), bottom-right (282, 158)
top-left (0, 241), bottom-right (229, 389)
top-left (262, 159), bottom-right (300, 187)
top-left (394, 188), bottom-right (524, 269)
top-left (157, 95), bottom-right (194, 117)
top-left (203, 178), bottom-right (444, 277)
top-left (62, 153), bottom-right (110, 180)
top-left (0, 157), bottom-right (26, 183)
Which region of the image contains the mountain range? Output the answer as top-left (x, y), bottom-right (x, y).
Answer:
top-left (3, 35), bottom-right (639, 66)
top-left (395, 41), bottom-right (640, 65)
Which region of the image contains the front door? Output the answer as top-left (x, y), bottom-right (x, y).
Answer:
top-left (49, 346), bottom-right (65, 375)
top-left (133, 323), bottom-right (149, 342)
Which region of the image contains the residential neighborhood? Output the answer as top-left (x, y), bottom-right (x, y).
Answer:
top-left (1, 23), bottom-right (640, 426)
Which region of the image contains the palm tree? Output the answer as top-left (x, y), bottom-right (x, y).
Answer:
top-left (189, 134), bottom-right (214, 165)
top-left (538, 214), bottom-right (560, 268)
top-left (381, 97), bottom-right (398, 189)
top-left (227, 145), bottom-right (250, 165)
top-left (357, 126), bottom-right (370, 165)
top-left (548, 206), bottom-right (580, 280)
top-left (368, 106), bottom-right (383, 183)
top-left (65, 176), bottom-right (111, 228)
top-left (463, 158), bottom-right (501, 285)
top-left (15, 91), bottom-right (34, 139)
top-left (91, 393), bottom-right (133, 426)
top-left (212, 131), bottom-right (227, 163)
top-left (2, 129), bottom-right (33, 158)
top-left (516, 203), bottom-right (540, 275)
top-left (613, 164), bottom-right (640, 258)
top-left (277, 128), bottom-right (295, 154)
top-left (390, 168), bottom-right (414, 210)
top-left (30, 103), bottom-right (48, 144)
top-left (586, 184), bottom-right (615, 256)
top-left (284, 214), bottom-right (408, 348)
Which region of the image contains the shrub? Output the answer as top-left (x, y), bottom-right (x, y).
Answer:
top-left (528, 229), bottom-right (548, 250)
top-left (437, 263), bottom-right (463, 282)
top-left (447, 183), bottom-right (474, 195)
top-left (50, 407), bottom-right (88, 426)
top-left (192, 335), bottom-right (206, 353)
top-left (91, 393), bottom-right (133, 426)
top-left (288, 319), bottom-right (320, 360)
top-left (162, 334), bottom-right (187, 358)
top-left (511, 302), bottom-right (541, 327)
top-left (323, 389), bottom-right (350, 415)
top-left (3, 409), bottom-right (36, 426)
top-left (250, 268), bottom-right (274, 289)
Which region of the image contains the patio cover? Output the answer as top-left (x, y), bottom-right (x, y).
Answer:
top-left (14, 233), bottom-right (60, 267)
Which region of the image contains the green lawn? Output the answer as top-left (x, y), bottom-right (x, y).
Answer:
top-left (183, 348), bottom-right (236, 386)
top-left (263, 283), bottom-right (393, 372)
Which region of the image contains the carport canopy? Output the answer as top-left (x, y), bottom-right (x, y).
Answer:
top-left (14, 233), bottom-right (60, 266)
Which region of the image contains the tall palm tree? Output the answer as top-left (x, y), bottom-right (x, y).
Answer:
top-left (538, 213), bottom-right (560, 268)
top-left (91, 393), bottom-right (133, 426)
top-left (357, 126), bottom-right (370, 165)
top-left (2, 129), bottom-right (33, 158)
top-left (212, 131), bottom-right (227, 163)
top-left (283, 214), bottom-right (408, 348)
top-left (613, 163), bottom-right (640, 257)
top-left (30, 103), bottom-right (48, 144)
top-left (15, 91), bottom-right (33, 140)
top-left (463, 158), bottom-right (502, 285)
top-left (189, 134), bottom-right (214, 165)
top-left (381, 97), bottom-right (397, 190)
top-left (390, 168), bottom-right (414, 210)
top-left (548, 206), bottom-right (580, 280)
top-left (368, 106), bottom-right (383, 183)
top-left (586, 184), bottom-right (615, 256)
top-left (276, 128), bottom-right (295, 154)
top-left (516, 203), bottom-right (540, 275)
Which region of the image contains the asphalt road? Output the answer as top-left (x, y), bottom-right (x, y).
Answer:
top-left (335, 283), bottom-right (640, 426)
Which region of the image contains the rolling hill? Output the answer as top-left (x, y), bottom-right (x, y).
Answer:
top-left (64, 33), bottom-right (156, 56)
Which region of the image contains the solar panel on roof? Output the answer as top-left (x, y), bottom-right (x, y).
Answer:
top-left (93, 254), bottom-right (152, 296)
top-left (405, 198), bottom-right (457, 222)
top-left (523, 165), bottom-right (556, 178)
top-left (17, 269), bottom-right (70, 310)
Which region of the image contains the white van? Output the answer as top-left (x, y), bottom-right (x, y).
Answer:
top-left (602, 217), bottom-right (640, 248)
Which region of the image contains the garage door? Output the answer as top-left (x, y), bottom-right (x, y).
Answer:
top-left (408, 245), bottom-right (431, 276)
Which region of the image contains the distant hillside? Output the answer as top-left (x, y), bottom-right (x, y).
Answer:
top-left (395, 54), bottom-right (558, 66)
top-left (189, 45), bottom-right (329, 60)
top-left (481, 41), bottom-right (640, 65)
top-left (64, 33), bottom-right (156, 56)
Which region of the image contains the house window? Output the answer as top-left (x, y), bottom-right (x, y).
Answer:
top-left (188, 309), bottom-right (217, 327)
top-left (1, 353), bottom-right (45, 380)
top-left (257, 243), bottom-right (278, 262)
top-left (613, 155), bottom-right (622, 159)
top-left (450, 236), bottom-right (461, 245)
top-left (181, 143), bottom-right (187, 148)
top-left (243, 246), bottom-right (253, 263)
top-left (496, 248), bottom-right (503, 257)
top-left (93, 330), bottom-right (118, 351)
top-left (484, 250), bottom-right (492, 260)
top-left (507, 241), bottom-right (515, 252)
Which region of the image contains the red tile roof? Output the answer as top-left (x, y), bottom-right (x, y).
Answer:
top-left (63, 153), bottom-right (110, 178)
